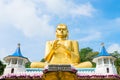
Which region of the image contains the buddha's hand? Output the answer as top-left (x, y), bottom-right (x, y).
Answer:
top-left (58, 44), bottom-right (71, 58)
top-left (51, 40), bottom-right (60, 50)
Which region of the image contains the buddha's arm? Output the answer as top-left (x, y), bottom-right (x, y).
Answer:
top-left (71, 41), bottom-right (80, 63)
top-left (44, 41), bottom-right (53, 62)
top-left (44, 40), bottom-right (58, 62)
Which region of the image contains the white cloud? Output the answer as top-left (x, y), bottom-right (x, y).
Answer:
top-left (70, 2), bottom-right (95, 17)
top-left (79, 30), bottom-right (102, 42)
top-left (0, 0), bottom-right (95, 38)
top-left (0, 48), bottom-right (10, 61)
top-left (0, 0), bottom-right (55, 38)
top-left (72, 28), bottom-right (81, 34)
top-left (107, 43), bottom-right (120, 53)
top-left (35, 0), bottom-right (95, 17)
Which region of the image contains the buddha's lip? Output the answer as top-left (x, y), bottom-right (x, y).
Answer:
top-left (57, 36), bottom-right (66, 38)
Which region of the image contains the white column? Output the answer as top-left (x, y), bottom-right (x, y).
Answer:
top-left (17, 59), bottom-right (19, 65)
top-left (96, 59), bottom-right (98, 66)
top-left (22, 60), bottom-right (25, 66)
top-left (102, 58), bottom-right (104, 66)
top-left (108, 58), bottom-right (111, 66)
top-left (10, 59), bottom-right (12, 65)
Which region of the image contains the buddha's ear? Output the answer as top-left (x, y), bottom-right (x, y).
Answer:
top-left (66, 31), bottom-right (69, 38)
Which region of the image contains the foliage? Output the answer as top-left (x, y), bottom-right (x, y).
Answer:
top-left (111, 51), bottom-right (120, 74)
top-left (79, 47), bottom-right (93, 62)
top-left (85, 52), bottom-right (98, 61)
top-left (0, 60), bottom-right (6, 75)
top-left (25, 62), bottom-right (31, 68)
top-left (111, 51), bottom-right (120, 58)
top-left (79, 47), bottom-right (99, 67)
top-left (40, 58), bottom-right (45, 62)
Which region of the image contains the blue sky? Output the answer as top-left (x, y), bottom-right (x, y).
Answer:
top-left (0, 0), bottom-right (120, 62)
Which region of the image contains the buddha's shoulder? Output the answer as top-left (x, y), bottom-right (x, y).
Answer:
top-left (46, 40), bottom-right (54, 44)
top-left (68, 40), bottom-right (78, 44)
top-left (46, 40), bottom-right (78, 44)
top-left (67, 40), bottom-right (78, 42)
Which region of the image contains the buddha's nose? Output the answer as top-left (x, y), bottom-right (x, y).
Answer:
top-left (60, 29), bottom-right (63, 32)
top-left (60, 30), bottom-right (63, 33)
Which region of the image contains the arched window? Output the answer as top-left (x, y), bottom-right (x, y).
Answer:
top-left (19, 59), bottom-right (23, 65)
top-left (104, 58), bottom-right (109, 64)
top-left (12, 59), bottom-right (17, 64)
top-left (107, 68), bottom-right (109, 73)
top-left (11, 68), bottom-right (14, 73)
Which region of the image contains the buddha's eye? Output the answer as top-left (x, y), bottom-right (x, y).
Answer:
top-left (57, 28), bottom-right (66, 31)
top-left (57, 28), bottom-right (61, 30)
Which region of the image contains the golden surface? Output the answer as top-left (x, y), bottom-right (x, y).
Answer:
top-left (30, 24), bottom-right (92, 68)
top-left (42, 71), bottom-right (78, 80)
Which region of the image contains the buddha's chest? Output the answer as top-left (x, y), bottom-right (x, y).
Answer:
top-left (56, 40), bottom-right (72, 49)
top-left (50, 40), bottom-right (72, 64)
top-left (53, 40), bottom-right (72, 57)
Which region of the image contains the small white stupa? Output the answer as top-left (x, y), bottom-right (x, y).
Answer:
top-left (93, 43), bottom-right (117, 74)
top-left (3, 43), bottom-right (29, 75)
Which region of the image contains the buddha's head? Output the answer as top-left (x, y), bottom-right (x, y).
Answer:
top-left (56, 24), bottom-right (68, 39)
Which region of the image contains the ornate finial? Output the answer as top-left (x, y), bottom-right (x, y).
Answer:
top-left (18, 43), bottom-right (20, 47)
top-left (101, 42), bottom-right (104, 46)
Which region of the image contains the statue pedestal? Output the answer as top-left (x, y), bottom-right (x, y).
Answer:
top-left (42, 64), bottom-right (78, 80)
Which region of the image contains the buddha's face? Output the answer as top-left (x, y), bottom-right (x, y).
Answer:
top-left (56, 24), bottom-right (68, 39)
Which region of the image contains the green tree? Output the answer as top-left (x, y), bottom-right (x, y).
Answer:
top-left (111, 51), bottom-right (120, 58)
top-left (25, 62), bottom-right (31, 68)
top-left (79, 47), bottom-right (93, 62)
top-left (0, 60), bottom-right (6, 75)
top-left (79, 47), bottom-right (99, 67)
top-left (40, 58), bottom-right (45, 62)
top-left (85, 51), bottom-right (99, 67)
top-left (85, 52), bottom-right (99, 61)
top-left (111, 51), bottom-right (120, 74)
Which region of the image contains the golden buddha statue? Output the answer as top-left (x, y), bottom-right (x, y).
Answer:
top-left (30, 24), bottom-right (92, 68)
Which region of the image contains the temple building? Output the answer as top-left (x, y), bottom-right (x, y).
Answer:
top-left (3, 43), bottom-right (29, 75)
top-left (93, 43), bottom-right (117, 74)
top-left (2, 43), bottom-right (117, 75)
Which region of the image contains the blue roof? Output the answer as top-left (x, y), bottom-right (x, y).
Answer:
top-left (97, 46), bottom-right (111, 57)
top-left (9, 44), bottom-right (25, 58)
